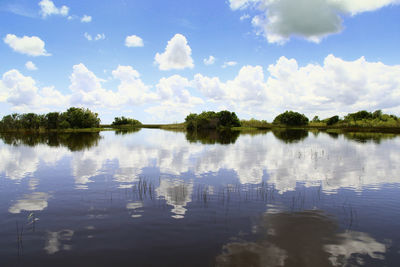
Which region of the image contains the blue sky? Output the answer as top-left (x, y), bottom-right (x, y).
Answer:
top-left (1, 0), bottom-right (400, 123)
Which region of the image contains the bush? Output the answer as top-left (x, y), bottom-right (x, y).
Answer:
top-left (112, 116), bottom-right (141, 127)
top-left (273, 111), bottom-right (309, 126)
top-left (326, 115), bottom-right (339, 126)
top-left (185, 110), bottom-right (241, 130)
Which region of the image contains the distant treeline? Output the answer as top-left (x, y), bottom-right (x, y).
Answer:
top-left (309, 110), bottom-right (400, 128)
top-left (235, 110), bottom-right (400, 128)
top-left (1, 107), bottom-right (399, 132)
top-left (0, 107), bottom-right (100, 131)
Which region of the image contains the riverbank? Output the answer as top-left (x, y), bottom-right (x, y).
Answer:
top-left (2, 123), bottom-right (400, 134)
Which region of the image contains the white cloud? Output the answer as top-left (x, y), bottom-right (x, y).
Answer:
top-left (1, 69), bottom-right (39, 106)
top-left (95, 33), bottom-right (105, 41)
top-left (39, 0), bottom-right (69, 18)
top-left (0, 69), bottom-right (69, 111)
top-left (125, 35), bottom-right (144, 47)
top-left (81, 15), bottom-right (92, 23)
top-left (25, 61), bottom-right (38, 71)
top-left (84, 32), bottom-right (92, 41)
top-left (84, 33), bottom-right (105, 41)
top-left (203, 55), bottom-right (216, 65)
top-left (240, 14), bottom-right (250, 20)
top-left (69, 63), bottom-right (118, 107)
top-left (154, 34), bottom-right (194, 70)
top-left (146, 75), bottom-right (203, 121)
top-left (194, 55), bottom-right (400, 119)
top-left (4, 34), bottom-right (50, 56)
top-left (112, 65), bottom-right (157, 105)
top-left (222, 61), bottom-right (238, 68)
top-left (229, 0), bottom-right (400, 44)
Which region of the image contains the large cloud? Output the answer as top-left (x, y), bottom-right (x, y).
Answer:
top-left (154, 34), bottom-right (194, 70)
top-left (0, 69), bottom-right (69, 112)
top-left (146, 75), bottom-right (203, 121)
top-left (194, 55), bottom-right (400, 119)
top-left (4, 34), bottom-right (50, 56)
top-left (39, 0), bottom-right (69, 18)
top-left (229, 0), bottom-right (400, 43)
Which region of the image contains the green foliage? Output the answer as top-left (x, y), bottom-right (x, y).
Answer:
top-left (0, 107), bottom-right (100, 131)
top-left (185, 129), bottom-right (240, 145)
top-left (326, 115), bottom-right (340, 126)
top-left (0, 132), bottom-right (101, 151)
top-left (240, 118), bottom-right (270, 128)
top-left (344, 110), bottom-right (373, 121)
top-left (339, 110), bottom-right (400, 128)
top-left (272, 129), bottom-right (309, 143)
top-left (273, 111), bottom-right (309, 126)
top-left (312, 116), bottom-right (320, 122)
top-left (185, 110), bottom-right (241, 130)
top-left (112, 116), bottom-right (142, 127)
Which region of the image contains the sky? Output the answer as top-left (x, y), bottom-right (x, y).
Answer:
top-left (0, 0), bottom-right (400, 123)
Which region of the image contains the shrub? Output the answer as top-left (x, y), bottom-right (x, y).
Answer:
top-left (273, 111), bottom-right (309, 126)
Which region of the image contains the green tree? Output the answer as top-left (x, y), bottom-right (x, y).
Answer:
top-left (326, 115), bottom-right (339, 126)
top-left (273, 111), bottom-right (309, 126)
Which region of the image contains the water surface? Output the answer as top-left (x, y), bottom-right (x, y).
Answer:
top-left (1, 129), bottom-right (400, 266)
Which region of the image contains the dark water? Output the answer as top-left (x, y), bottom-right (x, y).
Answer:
top-left (1, 129), bottom-right (400, 267)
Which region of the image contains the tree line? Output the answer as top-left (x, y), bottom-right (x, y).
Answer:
top-left (0, 107), bottom-right (100, 131)
top-left (1, 107), bottom-right (399, 132)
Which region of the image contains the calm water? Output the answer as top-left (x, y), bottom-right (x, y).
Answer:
top-left (1, 129), bottom-right (400, 267)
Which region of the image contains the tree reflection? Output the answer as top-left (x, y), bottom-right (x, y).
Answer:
top-left (272, 129), bottom-right (309, 143)
top-left (0, 132), bottom-right (101, 151)
top-left (342, 132), bottom-right (397, 144)
top-left (185, 129), bottom-right (240, 145)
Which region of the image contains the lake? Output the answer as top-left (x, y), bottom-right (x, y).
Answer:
top-left (1, 129), bottom-right (400, 266)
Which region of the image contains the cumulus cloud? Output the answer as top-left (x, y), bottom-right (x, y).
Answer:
top-left (0, 69), bottom-right (69, 111)
top-left (222, 61), bottom-right (238, 68)
top-left (240, 14), bottom-right (251, 20)
top-left (1, 69), bottom-right (39, 106)
top-left (112, 65), bottom-right (157, 105)
top-left (69, 63), bottom-right (118, 107)
top-left (146, 75), bottom-right (203, 121)
top-left (203, 55), bottom-right (215, 65)
top-left (125, 35), bottom-right (144, 47)
top-left (81, 15), bottom-right (92, 23)
top-left (229, 0), bottom-right (400, 44)
top-left (154, 34), bottom-right (194, 70)
top-left (194, 55), bottom-right (400, 119)
top-left (25, 61), bottom-right (38, 71)
top-left (4, 34), bottom-right (50, 56)
top-left (84, 33), bottom-right (105, 41)
top-left (39, 0), bottom-right (69, 18)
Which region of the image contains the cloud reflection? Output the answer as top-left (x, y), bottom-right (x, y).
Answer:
top-left (156, 177), bottom-right (193, 219)
top-left (44, 229), bottom-right (74, 254)
top-left (9, 192), bottom-right (50, 214)
top-left (216, 210), bottom-right (387, 267)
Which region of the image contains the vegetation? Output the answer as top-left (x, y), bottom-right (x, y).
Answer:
top-left (111, 116), bottom-right (141, 127)
top-left (272, 129), bottom-right (309, 143)
top-left (0, 131), bottom-right (101, 151)
top-left (1, 107), bottom-right (399, 134)
top-left (240, 118), bottom-right (270, 129)
top-left (185, 111), bottom-right (241, 130)
top-left (0, 107), bottom-right (100, 131)
top-left (185, 129), bottom-right (240, 145)
top-left (326, 115), bottom-right (339, 126)
top-left (273, 111), bottom-right (309, 126)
